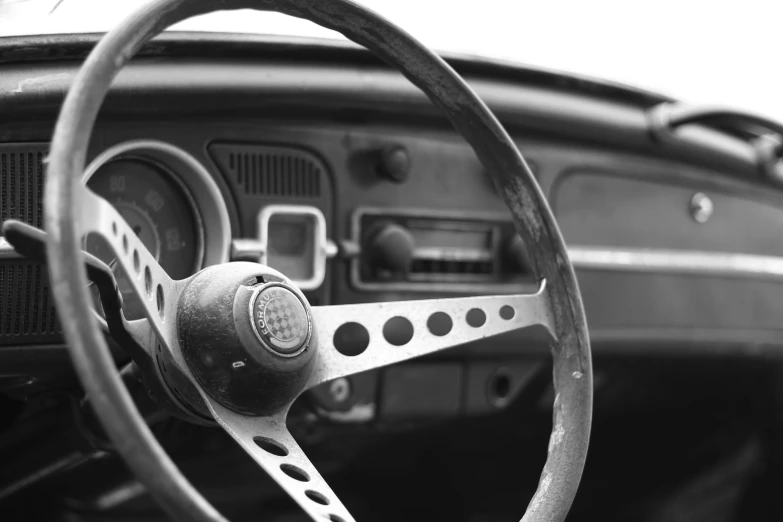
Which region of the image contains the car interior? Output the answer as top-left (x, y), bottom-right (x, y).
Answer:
top-left (0, 1), bottom-right (781, 521)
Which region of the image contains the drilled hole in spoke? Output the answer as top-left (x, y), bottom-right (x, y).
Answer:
top-left (500, 305), bottom-right (515, 320)
top-left (280, 463), bottom-right (310, 482)
top-left (466, 308), bottom-right (486, 328)
top-left (144, 267), bottom-right (152, 297)
top-left (132, 250), bottom-right (140, 273)
top-left (333, 322), bottom-right (370, 356)
top-left (111, 222), bottom-right (117, 235)
top-left (156, 284), bottom-right (164, 318)
top-left (427, 312), bottom-right (452, 336)
top-left (383, 316), bottom-right (413, 346)
top-left (328, 516), bottom-right (347, 522)
top-left (253, 436), bottom-right (288, 457)
top-left (305, 490), bottom-right (330, 506)
top-left (122, 234), bottom-right (128, 254)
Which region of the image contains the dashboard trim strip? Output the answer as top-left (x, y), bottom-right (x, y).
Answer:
top-left (568, 245), bottom-right (783, 280)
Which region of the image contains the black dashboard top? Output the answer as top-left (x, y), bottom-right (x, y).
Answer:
top-left (0, 32), bottom-right (763, 182)
top-left (0, 31), bottom-right (671, 108)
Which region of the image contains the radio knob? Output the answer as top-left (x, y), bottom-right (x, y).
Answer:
top-left (366, 223), bottom-right (415, 272)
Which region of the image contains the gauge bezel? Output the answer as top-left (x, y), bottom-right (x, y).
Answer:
top-left (83, 140), bottom-right (231, 274)
top-left (87, 155), bottom-right (205, 276)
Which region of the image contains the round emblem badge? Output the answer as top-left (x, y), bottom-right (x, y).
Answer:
top-left (250, 284), bottom-right (310, 356)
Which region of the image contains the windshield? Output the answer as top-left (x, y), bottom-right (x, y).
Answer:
top-left (1, 0), bottom-right (782, 121)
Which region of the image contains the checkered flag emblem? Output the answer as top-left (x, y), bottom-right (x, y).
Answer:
top-left (264, 296), bottom-right (304, 342)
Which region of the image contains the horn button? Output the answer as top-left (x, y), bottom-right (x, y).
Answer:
top-left (249, 284), bottom-right (311, 357)
top-left (177, 262), bottom-right (317, 416)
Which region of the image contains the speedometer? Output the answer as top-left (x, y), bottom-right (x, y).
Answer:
top-left (86, 158), bottom-right (203, 319)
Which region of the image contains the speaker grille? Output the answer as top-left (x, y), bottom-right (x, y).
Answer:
top-left (0, 143), bottom-right (61, 345)
top-left (1, 148), bottom-right (45, 228)
top-left (210, 144), bottom-right (323, 198)
top-left (0, 262), bottom-right (60, 337)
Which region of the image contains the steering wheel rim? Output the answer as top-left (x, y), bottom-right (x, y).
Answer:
top-left (44, 1), bottom-right (593, 521)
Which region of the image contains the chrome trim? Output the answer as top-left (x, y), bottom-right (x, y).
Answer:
top-left (0, 238), bottom-right (21, 259)
top-left (83, 139), bottom-right (232, 270)
top-left (568, 246), bottom-right (783, 280)
top-left (256, 205), bottom-right (337, 291)
top-left (413, 246), bottom-right (493, 262)
top-left (230, 238), bottom-right (265, 260)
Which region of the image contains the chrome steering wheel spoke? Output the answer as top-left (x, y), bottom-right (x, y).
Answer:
top-left (77, 186), bottom-right (185, 356)
top-left (203, 396), bottom-right (356, 522)
top-left (306, 280), bottom-right (554, 389)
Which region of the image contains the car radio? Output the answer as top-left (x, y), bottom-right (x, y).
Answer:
top-left (350, 207), bottom-right (534, 293)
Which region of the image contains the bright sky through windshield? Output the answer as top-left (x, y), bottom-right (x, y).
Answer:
top-left (1, 0), bottom-right (782, 123)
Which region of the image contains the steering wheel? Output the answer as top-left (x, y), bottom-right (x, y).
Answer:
top-left (43, 1), bottom-right (592, 521)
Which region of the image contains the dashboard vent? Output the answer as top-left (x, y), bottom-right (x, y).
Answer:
top-left (209, 144), bottom-right (323, 198)
top-left (0, 143), bottom-right (62, 345)
top-left (209, 142), bottom-right (333, 308)
top-left (1, 145), bottom-right (46, 228)
top-left (0, 262), bottom-right (60, 338)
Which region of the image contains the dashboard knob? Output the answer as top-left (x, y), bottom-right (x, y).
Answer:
top-left (377, 145), bottom-right (411, 183)
top-left (365, 223), bottom-right (415, 272)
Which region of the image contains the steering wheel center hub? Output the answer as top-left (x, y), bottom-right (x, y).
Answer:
top-left (250, 284), bottom-right (311, 357)
top-left (176, 263), bottom-right (317, 416)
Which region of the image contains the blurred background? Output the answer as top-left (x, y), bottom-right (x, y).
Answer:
top-left (1, 0), bottom-right (782, 121)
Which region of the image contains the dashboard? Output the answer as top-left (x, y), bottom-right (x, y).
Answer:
top-left (1, 32), bottom-right (783, 423)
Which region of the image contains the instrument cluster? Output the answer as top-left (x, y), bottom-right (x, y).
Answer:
top-left (83, 141), bottom-right (231, 319)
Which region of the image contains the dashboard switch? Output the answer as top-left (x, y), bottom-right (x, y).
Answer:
top-left (365, 223), bottom-right (416, 273)
top-left (377, 145), bottom-right (411, 183)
